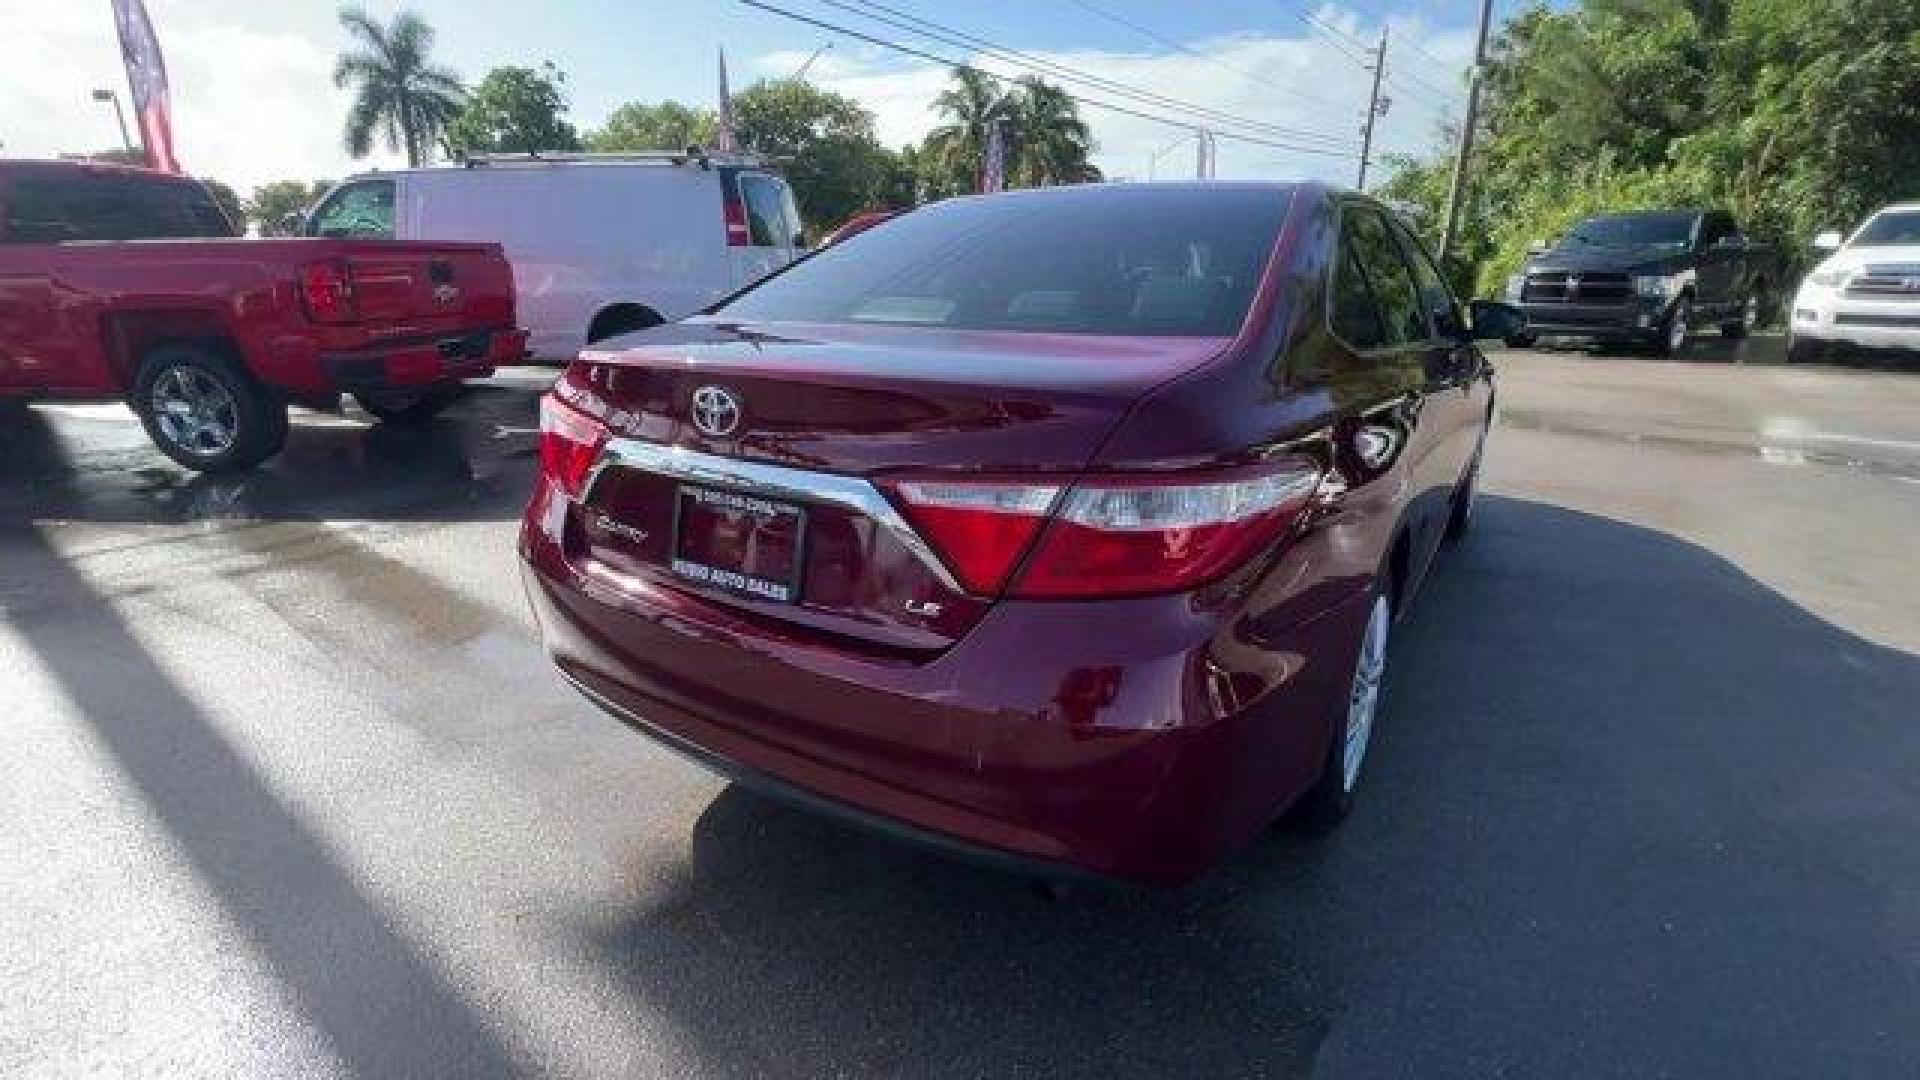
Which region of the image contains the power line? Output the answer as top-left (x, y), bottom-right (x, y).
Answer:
top-left (1279, 2), bottom-right (1463, 111)
top-left (825, 0), bottom-right (1360, 151)
top-left (1058, 0), bottom-right (1351, 114)
top-left (737, 0), bottom-right (1364, 160)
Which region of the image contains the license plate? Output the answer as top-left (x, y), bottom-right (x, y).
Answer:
top-left (670, 485), bottom-right (805, 603)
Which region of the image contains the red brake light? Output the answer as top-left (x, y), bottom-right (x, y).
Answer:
top-left (538, 391), bottom-right (608, 498)
top-left (723, 197), bottom-right (752, 247)
top-left (886, 462), bottom-right (1322, 599)
top-left (298, 260), bottom-right (356, 323)
top-left (886, 480), bottom-right (1061, 594)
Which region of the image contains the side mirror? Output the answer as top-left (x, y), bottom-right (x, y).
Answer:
top-left (1812, 230), bottom-right (1843, 252)
top-left (1468, 299), bottom-right (1529, 343)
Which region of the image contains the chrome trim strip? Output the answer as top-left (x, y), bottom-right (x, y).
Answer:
top-left (585, 439), bottom-right (966, 593)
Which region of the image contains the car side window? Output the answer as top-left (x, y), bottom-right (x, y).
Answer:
top-left (306, 179), bottom-right (394, 239)
top-left (3, 172), bottom-right (234, 243)
top-left (1331, 227), bottom-right (1389, 350)
top-left (739, 174), bottom-right (794, 249)
top-left (1344, 207), bottom-right (1429, 346)
top-left (1387, 217), bottom-right (1461, 337)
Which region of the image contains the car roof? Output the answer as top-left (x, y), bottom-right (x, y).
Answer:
top-left (0, 157), bottom-right (196, 181)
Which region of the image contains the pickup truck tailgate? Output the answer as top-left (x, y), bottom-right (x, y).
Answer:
top-left (342, 243), bottom-right (516, 330)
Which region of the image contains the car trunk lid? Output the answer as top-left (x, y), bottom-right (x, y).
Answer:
top-left (565, 318), bottom-right (1230, 655)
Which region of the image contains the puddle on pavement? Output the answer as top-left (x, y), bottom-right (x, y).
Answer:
top-left (1498, 408), bottom-right (1920, 484)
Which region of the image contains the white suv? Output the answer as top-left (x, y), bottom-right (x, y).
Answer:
top-left (1789, 202), bottom-right (1920, 363)
top-left (307, 153), bottom-right (806, 362)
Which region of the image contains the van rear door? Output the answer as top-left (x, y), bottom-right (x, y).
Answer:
top-left (725, 169), bottom-right (801, 289)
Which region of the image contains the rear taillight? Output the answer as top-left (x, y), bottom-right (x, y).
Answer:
top-left (888, 481), bottom-right (1062, 594)
top-left (723, 197), bottom-right (752, 247)
top-left (884, 462), bottom-right (1321, 599)
top-left (538, 391), bottom-right (608, 498)
top-left (298, 260), bottom-right (356, 323)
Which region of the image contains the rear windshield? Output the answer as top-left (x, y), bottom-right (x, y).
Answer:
top-left (713, 187), bottom-right (1291, 337)
top-left (1854, 211), bottom-right (1920, 247)
top-left (3, 170), bottom-right (236, 242)
top-left (1563, 213), bottom-right (1697, 250)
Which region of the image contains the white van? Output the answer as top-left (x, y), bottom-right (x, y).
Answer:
top-left (305, 153), bottom-right (806, 360)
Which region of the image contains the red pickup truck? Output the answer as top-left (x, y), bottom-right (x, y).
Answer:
top-left (0, 159), bottom-right (527, 471)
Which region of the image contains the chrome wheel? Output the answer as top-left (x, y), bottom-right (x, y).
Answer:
top-left (1342, 594), bottom-right (1391, 792)
top-left (150, 365), bottom-right (240, 457)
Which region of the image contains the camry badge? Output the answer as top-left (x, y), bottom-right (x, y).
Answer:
top-left (690, 385), bottom-right (742, 437)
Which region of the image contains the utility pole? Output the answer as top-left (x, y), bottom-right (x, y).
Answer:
top-left (1194, 129), bottom-right (1211, 180)
top-left (1356, 27), bottom-right (1389, 191)
top-left (1439, 0), bottom-right (1496, 265)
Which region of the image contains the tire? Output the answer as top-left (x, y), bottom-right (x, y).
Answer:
top-left (132, 344), bottom-right (288, 473)
top-left (1720, 290), bottom-right (1761, 339)
top-left (1297, 586), bottom-right (1393, 830)
top-left (1786, 334), bottom-right (1824, 365)
top-left (352, 386), bottom-right (462, 423)
top-left (1658, 296), bottom-right (1692, 357)
top-left (587, 304), bottom-right (663, 344)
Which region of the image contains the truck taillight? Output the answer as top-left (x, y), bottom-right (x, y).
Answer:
top-left (884, 461), bottom-right (1322, 599)
top-left (723, 197), bottom-right (752, 248)
top-left (539, 391), bottom-right (608, 498)
top-left (298, 261), bottom-right (356, 323)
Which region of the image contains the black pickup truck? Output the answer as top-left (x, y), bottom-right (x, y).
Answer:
top-left (1505, 209), bottom-right (1778, 355)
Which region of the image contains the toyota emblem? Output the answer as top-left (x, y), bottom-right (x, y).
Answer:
top-left (690, 385), bottom-right (742, 437)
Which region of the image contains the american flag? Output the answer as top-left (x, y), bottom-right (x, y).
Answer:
top-left (980, 120), bottom-right (1006, 194)
top-left (111, 0), bottom-right (180, 173)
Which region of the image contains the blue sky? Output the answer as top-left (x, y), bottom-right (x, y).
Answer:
top-left (3, 1), bottom-right (1525, 194)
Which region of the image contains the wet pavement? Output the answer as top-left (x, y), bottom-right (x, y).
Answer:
top-left (5, 343), bottom-right (1920, 1078)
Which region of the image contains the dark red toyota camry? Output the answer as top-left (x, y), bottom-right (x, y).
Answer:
top-left (520, 182), bottom-right (1521, 886)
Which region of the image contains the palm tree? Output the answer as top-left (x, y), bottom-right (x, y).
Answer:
top-left (925, 69), bottom-right (1010, 193)
top-left (334, 7), bottom-right (464, 167)
top-left (1010, 76), bottom-right (1093, 187)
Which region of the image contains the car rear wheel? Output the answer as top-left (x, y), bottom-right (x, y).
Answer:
top-left (352, 387), bottom-right (462, 423)
top-left (133, 345), bottom-right (288, 473)
top-left (1658, 297), bottom-right (1692, 357)
top-left (1298, 588), bottom-right (1392, 829)
top-left (1786, 333), bottom-right (1824, 365)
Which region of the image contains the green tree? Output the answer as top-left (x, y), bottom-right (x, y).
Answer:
top-left (1387, 0), bottom-right (1920, 297)
top-left (1009, 76), bottom-right (1094, 187)
top-left (924, 68), bottom-right (1010, 194)
top-left (444, 63), bottom-right (583, 157)
top-left (246, 180), bottom-right (333, 235)
top-left (197, 177), bottom-right (243, 234)
top-left (334, 7), bottom-right (465, 168)
top-left (731, 79), bottom-right (894, 230)
top-left (587, 100), bottom-right (716, 153)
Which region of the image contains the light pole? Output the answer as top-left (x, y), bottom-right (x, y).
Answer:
top-left (92, 88), bottom-right (134, 154)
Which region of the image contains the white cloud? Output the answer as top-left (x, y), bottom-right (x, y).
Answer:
top-left (0, 2), bottom-right (400, 197)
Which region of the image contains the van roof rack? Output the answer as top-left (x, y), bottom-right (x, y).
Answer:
top-left (458, 149), bottom-right (770, 171)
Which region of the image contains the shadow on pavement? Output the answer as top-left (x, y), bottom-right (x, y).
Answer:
top-left (591, 496), bottom-right (1920, 1079)
top-left (2, 523), bottom-right (526, 1078)
top-left (0, 382), bottom-right (544, 526)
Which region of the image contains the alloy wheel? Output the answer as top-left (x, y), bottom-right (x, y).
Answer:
top-left (150, 366), bottom-right (240, 457)
top-left (1342, 594), bottom-right (1392, 792)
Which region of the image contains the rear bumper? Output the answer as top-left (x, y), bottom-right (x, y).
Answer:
top-left (320, 326), bottom-right (529, 392)
top-left (519, 480), bottom-right (1367, 886)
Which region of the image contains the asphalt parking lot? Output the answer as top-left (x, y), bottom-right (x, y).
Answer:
top-left (5, 335), bottom-right (1919, 1079)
